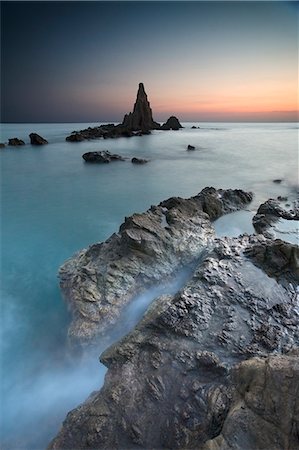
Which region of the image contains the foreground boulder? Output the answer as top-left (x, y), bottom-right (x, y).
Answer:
top-left (8, 138), bottom-right (25, 146)
top-left (82, 151), bottom-right (125, 163)
top-left (49, 234), bottom-right (298, 449)
top-left (29, 133), bottom-right (48, 145)
top-left (161, 115), bottom-right (183, 130)
top-left (59, 187), bottom-right (252, 346)
top-left (122, 82), bottom-right (160, 132)
top-left (204, 353), bottom-right (299, 450)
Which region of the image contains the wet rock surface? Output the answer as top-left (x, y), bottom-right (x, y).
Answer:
top-left (82, 151), bottom-right (125, 163)
top-left (58, 187), bottom-right (253, 347)
top-left (29, 133), bottom-right (48, 145)
top-left (8, 138), bottom-right (25, 146)
top-left (252, 198), bottom-right (299, 238)
top-left (49, 232), bottom-right (299, 449)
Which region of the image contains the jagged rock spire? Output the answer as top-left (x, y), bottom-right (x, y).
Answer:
top-left (122, 83), bottom-right (160, 131)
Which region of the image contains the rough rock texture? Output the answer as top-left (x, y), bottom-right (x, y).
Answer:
top-left (82, 151), bottom-right (125, 163)
top-left (29, 133), bottom-right (48, 145)
top-left (49, 234), bottom-right (298, 450)
top-left (131, 157), bottom-right (149, 164)
top-left (122, 83), bottom-right (160, 132)
top-left (59, 187), bottom-right (253, 346)
top-left (161, 116), bottom-right (183, 130)
top-left (204, 353), bottom-right (299, 450)
top-left (8, 138), bottom-right (25, 146)
top-left (253, 198), bottom-right (299, 238)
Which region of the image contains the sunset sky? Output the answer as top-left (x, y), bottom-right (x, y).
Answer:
top-left (1, 1), bottom-right (298, 122)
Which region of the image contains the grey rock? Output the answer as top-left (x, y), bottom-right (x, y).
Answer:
top-left (49, 234), bottom-right (298, 449)
top-left (8, 138), bottom-right (25, 146)
top-left (161, 116), bottom-right (183, 130)
top-left (204, 353), bottom-right (299, 450)
top-left (58, 187), bottom-right (252, 347)
top-left (29, 133), bottom-right (48, 145)
top-left (253, 198), bottom-right (299, 237)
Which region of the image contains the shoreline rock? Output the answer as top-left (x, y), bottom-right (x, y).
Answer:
top-left (58, 187), bottom-right (253, 347)
top-left (161, 116), bottom-right (183, 130)
top-left (82, 151), bottom-right (125, 163)
top-left (49, 231), bottom-right (298, 449)
top-left (131, 157), bottom-right (149, 164)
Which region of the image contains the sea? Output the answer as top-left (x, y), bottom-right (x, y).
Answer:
top-left (1, 122), bottom-right (298, 449)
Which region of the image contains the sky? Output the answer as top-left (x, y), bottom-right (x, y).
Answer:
top-left (1, 1), bottom-right (298, 122)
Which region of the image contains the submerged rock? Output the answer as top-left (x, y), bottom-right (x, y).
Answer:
top-left (204, 353), bottom-right (299, 450)
top-left (187, 144), bottom-right (195, 151)
top-left (49, 233), bottom-right (298, 449)
top-left (29, 133), bottom-right (48, 145)
top-left (82, 151), bottom-right (125, 163)
top-left (161, 116), bottom-right (183, 130)
top-left (122, 82), bottom-right (160, 132)
top-left (58, 187), bottom-right (253, 347)
top-left (8, 138), bottom-right (25, 146)
top-left (131, 157), bottom-right (149, 164)
top-left (0, 143), bottom-right (5, 148)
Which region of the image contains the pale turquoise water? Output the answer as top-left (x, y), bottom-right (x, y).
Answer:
top-left (1, 122), bottom-right (298, 448)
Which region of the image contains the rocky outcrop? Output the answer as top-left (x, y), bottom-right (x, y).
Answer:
top-left (187, 145), bottom-right (195, 151)
top-left (8, 138), bottom-right (25, 146)
top-left (82, 151), bottom-right (125, 163)
top-left (204, 353), bottom-right (299, 450)
top-left (58, 187), bottom-right (252, 347)
top-left (253, 198), bottom-right (299, 238)
top-left (29, 133), bottom-right (48, 145)
top-left (131, 157), bottom-right (149, 164)
top-left (49, 233), bottom-right (298, 449)
top-left (122, 83), bottom-right (160, 132)
top-left (161, 116), bottom-right (183, 130)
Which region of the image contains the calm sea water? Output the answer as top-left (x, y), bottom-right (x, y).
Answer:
top-left (1, 122), bottom-right (298, 448)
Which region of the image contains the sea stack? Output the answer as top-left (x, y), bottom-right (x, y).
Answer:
top-left (122, 83), bottom-right (160, 132)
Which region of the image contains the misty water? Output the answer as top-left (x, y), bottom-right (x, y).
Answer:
top-left (1, 122), bottom-right (298, 449)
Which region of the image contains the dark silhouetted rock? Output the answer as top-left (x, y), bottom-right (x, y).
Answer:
top-left (131, 157), bottom-right (149, 164)
top-left (82, 151), bottom-right (125, 163)
top-left (8, 138), bottom-right (25, 146)
top-left (0, 143), bottom-right (5, 148)
top-left (187, 144), bottom-right (195, 151)
top-left (273, 179), bottom-right (283, 184)
top-left (161, 115), bottom-right (183, 130)
top-left (122, 83), bottom-right (160, 132)
top-left (191, 125), bottom-right (200, 129)
top-left (29, 133), bottom-right (48, 145)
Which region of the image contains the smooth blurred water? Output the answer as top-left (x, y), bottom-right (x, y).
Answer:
top-left (0, 122), bottom-right (298, 448)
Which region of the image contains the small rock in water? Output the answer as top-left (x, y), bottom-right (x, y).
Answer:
top-left (131, 157), bottom-right (149, 164)
top-left (187, 145), bottom-right (195, 151)
top-left (29, 133), bottom-right (48, 145)
top-left (8, 138), bottom-right (25, 146)
top-left (160, 116), bottom-right (183, 130)
top-left (0, 143), bottom-right (5, 148)
top-left (277, 196), bottom-right (288, 202)
top-left (273, 179), bottom-right (283, 184)
top-left (82, 150), bottom-right (125, 163)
